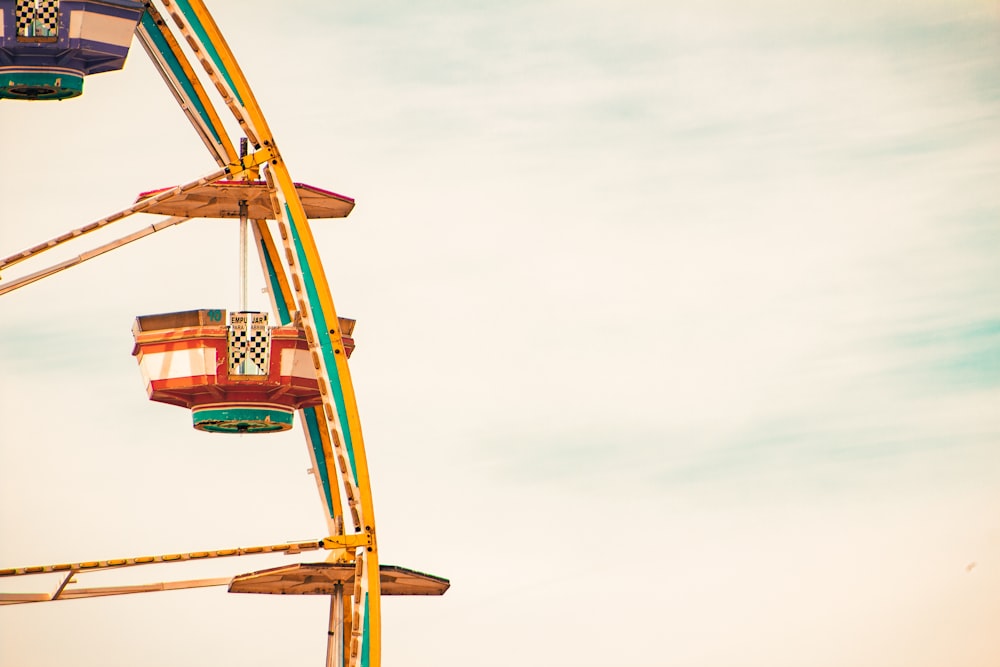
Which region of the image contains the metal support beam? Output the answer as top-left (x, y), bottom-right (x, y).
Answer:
top-left (0, 216), bottom-right (190, 296)
top-left (326, 585), bottom-right (345, 667)
top-left (0, 148), bottom-right (272, 274)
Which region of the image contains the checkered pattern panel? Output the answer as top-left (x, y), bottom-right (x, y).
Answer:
top-left (228, 312), bottom-right (269, 375)
top-left (16, 0), bottom-right (59, 38)
top-left (15, 0), bottom-right (35, 35)
top-left (228, 312), bottom-right (248, 373)
top-left (248, 313), bottom-right (270, 373)
top-left (36, 0), bottom-right (59, 35)
top-left (228, 328), bottom-right (248, 372)
top-left (246, 330), bottom-right (269, 371)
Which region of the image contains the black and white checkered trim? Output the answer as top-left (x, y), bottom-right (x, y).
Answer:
top-left (228, 328), bottom-right (248, 372)
top-left (228, 312), bottom-right (270, 375)
top-left (246, 330), bottom-right (269, 371)
top-left (16, 0), bottom-right (59, 38)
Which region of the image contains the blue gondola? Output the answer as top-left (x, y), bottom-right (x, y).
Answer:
top-left (0, 0), bottom-right (144, 100)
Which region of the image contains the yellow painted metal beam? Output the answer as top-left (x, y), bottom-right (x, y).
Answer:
top-left (0, 539), bottom-right (324, 578)
top-left (321, 534), bottom-right (371, 551)
top-left (137, 1), bottom-right (238, 166)
top-left (162, 3), bottom-right (383, 663)
top-left (229, 146), bottom-right (275, 175)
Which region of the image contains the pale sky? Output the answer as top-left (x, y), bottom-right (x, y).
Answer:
top-left (2, 1), bottom-right (1000, 665)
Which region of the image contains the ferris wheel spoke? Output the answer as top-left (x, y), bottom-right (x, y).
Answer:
top-left (0, 216), bottom-right (190, 297)
top-left (136, 3), bottom-right (238, 166)
top-left (158, 0), bottom-right (263, 147)
top-left (0, 151), bottom-right (270, 274)
top-left (0, 539), bottom-right (327, 580)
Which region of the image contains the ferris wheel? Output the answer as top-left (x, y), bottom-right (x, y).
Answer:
top-left (0, 2), bottom-right (448, 666)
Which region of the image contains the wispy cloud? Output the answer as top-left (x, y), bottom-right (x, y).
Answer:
top-left (2, 2), bottom-right (999, 666)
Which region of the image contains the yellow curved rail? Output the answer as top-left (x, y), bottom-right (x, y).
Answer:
top-left (155, 1), bottom-right (382, 664)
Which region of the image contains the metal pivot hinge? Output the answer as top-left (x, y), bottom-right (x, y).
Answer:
top-left (227, 146), bottom-right (276, 177)
top-left (321, 532), bottom-right (374, 551)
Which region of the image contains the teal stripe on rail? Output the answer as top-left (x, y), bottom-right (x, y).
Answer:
top-left (254, 228), bottom-right (334, 518)
top-left (304, 407), bottom-right (336, 519)
top-left (286, 203), bottom-right (359, 484)
top-left (361, 594), bottom-right (370, 667)
top-left (139, 12), bottom-right (224, 147)
top-left (172, 0), bottom-right (245, 107)
top-left (257, 234), bottom-right (290, 323)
